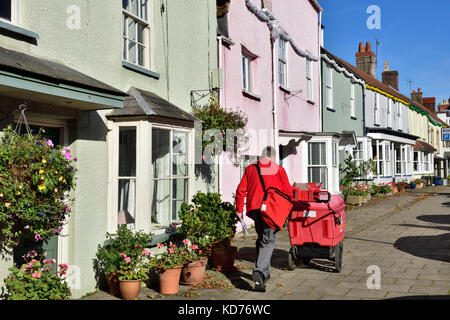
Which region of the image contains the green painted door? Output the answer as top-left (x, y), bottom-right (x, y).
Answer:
top-left (13, 125), bottom-right (62, 272)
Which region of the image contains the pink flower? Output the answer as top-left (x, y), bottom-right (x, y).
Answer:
top-left (46, 139), bottom-right (54, 148)
top-left (149, 251), bottom-right (154, 258)
top-left (58, 263), bottom-right (69, 269)
top-left (168, 248), bottom-right (174, 254)
top-left (142, 249), bottom-right (149, 255)
top-left (64, 152), bottom-right (71, 161)
top-left (119, 253), bottom-right (127, 258)
top-left (182, 239), bottom-right (189, 245)
top-left (24, 225), bottom-right (30, 230)
top-left (35, 234), bottom-right (42, 241)
top-left (169, 243), bottom-right (176, 248)
top-left (124, 257), bottom-right (131, 263)
top-left (192, 244), bottom-right (198, 250)
top-left (157, 243), bottom-right (164, 248)
top-left (31, 272), bottom-right (41, 278)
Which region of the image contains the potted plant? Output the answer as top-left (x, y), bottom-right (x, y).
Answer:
top-left (177, 191), bottom-right (237, 272)
top-left (3, 250), bottom-right (71, 300)
top-left (117, 246), bottom-right (151, 300)
top-left (342, 184), bottom-right (364, 205)
top-left (410, 182), bottom-right (417, 190)
top-left (149, 242), bottom-right (190, 295)
top-left (94, 226), bottom-right (152, 299)
top-left (179, 240), bottom-right (208, 285)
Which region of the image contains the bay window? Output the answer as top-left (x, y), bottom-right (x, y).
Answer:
top-left (308, 142), bottom-right (327, 190)
top-left (353, 142), bottom-right (363, 165)
top-left (122, 0), bottom-right (151, 68)
top-left (152, 127), bottom-right (190, 229)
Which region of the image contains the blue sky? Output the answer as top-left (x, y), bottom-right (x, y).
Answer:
top-left (320, 0), bottom-right (450, 106)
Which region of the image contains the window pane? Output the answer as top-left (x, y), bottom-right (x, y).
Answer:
top-left (152, 128), bottom-right (171, 178)
top-left (308, 167), bottom-right (327, 189)
top-left (320, 143), bottom-right (326, 165)
top-left (172, 179), bottom-right (188, 221)
top-left (0, 1), bottom-right (11, 21)
top-left (172, 131), bottom-right (188, 177)
top-left (308, 142), bottom-right (326, 165)
top-left (151, 179), bottom-right (170, 227)
top-left (128, 41), bottom-right (137, 64)
top-left (141, 0), bottom-right (148, 20)
top-left (118, 179), bottom-right (136, 227)
top-left (129, 0), bottom-right (139, 16)
top-left (119, 127), bottom-right (136, 177)
top-left (242, 56), bottom-right (247, 89)
top-left (137, 44), bottom-right (145, 66)
top-left (122, 0), bottom-right (129, 10)
top-left (122, 38), bottom-right (127, 60)
top-left (128, 19), bottom-right (137, 41)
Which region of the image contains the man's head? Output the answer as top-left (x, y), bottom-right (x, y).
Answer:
top-left (260, 146), bottom-right (276, 162)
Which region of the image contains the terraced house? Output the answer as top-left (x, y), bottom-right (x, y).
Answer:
top-left (217, 0), bottom-right (333, 223)
top-left (320, 48), bottom-right (367, 172)
top-left (0, 0), bottom-right (217, 298)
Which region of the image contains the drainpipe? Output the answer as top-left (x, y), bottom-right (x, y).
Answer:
top-left (271, 21), bottom-right (279, 163)
top-left (318, 10), bottom-right (323, 133)
top-left (217, 36), bottom-right (223, 194)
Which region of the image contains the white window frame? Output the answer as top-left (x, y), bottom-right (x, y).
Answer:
top-left (397, 102), bottom-right (402, 131)
top-left (306, 58), bottom-right (314, 102)
top-left (107, 120), bottom-right (195, 235)
top-left (307, 141), bottom-right (327, 190)
top-left (413, 151), bottom-right (420, 173)
top-left (151, 125), bottom-right (192, 232)
top-left (242, 53), bottom-right (252, 92)
top-left (387, 99), bottom-right (392, 128)
top-left (122, 0), bottom-right (152, 69)
top-left (326, 64), bottom-right (333, 109)
top-left (374, 93), bottom-right (380, 125)
top-left (350, 82), bottom-right (355, 118)
top-left (278, 39), bottom-right (288, 88)
top-left (0, 0), bottom-right (20, 24)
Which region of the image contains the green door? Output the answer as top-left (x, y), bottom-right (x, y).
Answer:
top-left (13, 125), bottom-right (62, 272)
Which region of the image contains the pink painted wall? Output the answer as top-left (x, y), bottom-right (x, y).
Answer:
top-left (219, 0), bottom-right (321, 227)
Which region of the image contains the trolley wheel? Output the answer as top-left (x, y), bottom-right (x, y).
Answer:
top-left (301, 257), bottom-right (311, 266)
top-left (288, 248), bottom-right (296, 271)
top-left (334, 242), bottom-right (343, 273)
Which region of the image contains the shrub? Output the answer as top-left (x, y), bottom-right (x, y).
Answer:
top-left (95, 226), bottom-right (153, 278)
top-left (4, 250), bottom-right (71, 300)
top-left (177, 191), bottom-right (237, 249)
top-left (0, 127), bottom-right (76, 248)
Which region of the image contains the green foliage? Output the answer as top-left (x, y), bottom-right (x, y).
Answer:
top-left (95, 226), bottom-right (153, 279)
top-left (0, 126), bottom-right (76, 248)
top-left (339, 155), bottom-right (373, 187)
top-left (193, 98), bottom-right (248, 163)
top-left (177, 191), bottom-right (237, 249)
top-left (4, 250), bottom-right (71, 300)
top-left (371, 182), bottom-right (394, 194)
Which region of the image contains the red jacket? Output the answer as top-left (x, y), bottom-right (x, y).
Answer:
top-left (235, 159), bottom-right (293, 214)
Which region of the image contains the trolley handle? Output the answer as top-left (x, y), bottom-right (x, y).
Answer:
top-left (315, 191), bottom-right (331, 203)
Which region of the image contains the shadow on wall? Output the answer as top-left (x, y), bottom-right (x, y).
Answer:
top-left (394, 214), bottom-right (450, 264)
top-left (71, 111), bottom-right (108, 143)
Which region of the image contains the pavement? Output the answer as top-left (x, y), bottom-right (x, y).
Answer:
top-left (82, 186), bottom-right (450, 300)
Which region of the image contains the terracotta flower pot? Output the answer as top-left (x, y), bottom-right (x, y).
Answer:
top-left (212, 246), bottom-right (238, 272)
top-left (180, 258), bottom-right (208, 285)
top-left (119, 279), bottom-right (141, 300)
top-left (159, 266), bottom-right (183, 295)
top-left (105, 273), bottom-right (121, 298)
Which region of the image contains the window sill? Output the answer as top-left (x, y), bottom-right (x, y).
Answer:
top-left (279, 85), bottom-right (291, 94)
top-left (122, 61), bottom-right (160, 79)
top-left (242, 89), bottom-right (261, 101)
top-left (351, 116), bottom-right (357, 120)
top-left (373, 123), bottom-right (380, 127)
top-left (326, 107), bottom-right (336, 112)
top-left (0, 20), bottom-right (39, 41)
top-left (307, 100), bottom-right (315, 105)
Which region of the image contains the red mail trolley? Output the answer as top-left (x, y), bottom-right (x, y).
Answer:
top-left (288, 183), bottom-right (346, 272)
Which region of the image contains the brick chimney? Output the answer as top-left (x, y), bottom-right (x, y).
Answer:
top-left (356, 42), bottom-right (376, 78)
top-left (381, 61), bottom-right (399, 91)
top-left (423, 97), bottom-right (436, 114)
top-left (411, 88), bottom-right (423, 106)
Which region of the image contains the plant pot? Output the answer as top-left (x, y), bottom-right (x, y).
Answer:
top-left (159, 266), bottom-right (183, 295)
top-left (410, 184), bottom-right (416, 190)
top-left (105, 273), bottom-right (121, 298)
top-left (212, 237), bottom-right (233, 249)
top-left (180, 258), bottom-right (208, 285)
top-left (345, 195), bottom-right (363, 205)
top-left (399, 188), bottom-right (405, 193)
top-left (212, 246), bottom-right (238, 272)
top-left (119, 279), bottom-right (141, 300)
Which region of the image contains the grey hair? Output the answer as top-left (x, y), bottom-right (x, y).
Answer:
top-left (261, 146), bottom-right (277, 159)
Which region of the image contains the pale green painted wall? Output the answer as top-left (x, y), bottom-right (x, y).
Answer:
top-left (0, 0), bottom-right (217, 298)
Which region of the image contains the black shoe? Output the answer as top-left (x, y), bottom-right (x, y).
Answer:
top-left (253, 271), bottom-right (266, 292)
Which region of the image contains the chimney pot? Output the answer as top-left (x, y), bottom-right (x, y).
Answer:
top-left (358, 42), bottom-right (365, 52)
top-left (366, 42), bottom-right (372, 52)
top-left (383, 61), bottom-right (389, 72)
top-left (355, 41), bottom-right (376, 77)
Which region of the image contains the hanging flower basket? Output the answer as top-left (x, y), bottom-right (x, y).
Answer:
top-left (0, 126), bottom-right (76, 248)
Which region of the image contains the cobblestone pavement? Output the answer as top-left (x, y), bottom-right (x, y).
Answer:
top-left (83, 186), bottom-right (450, 300)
